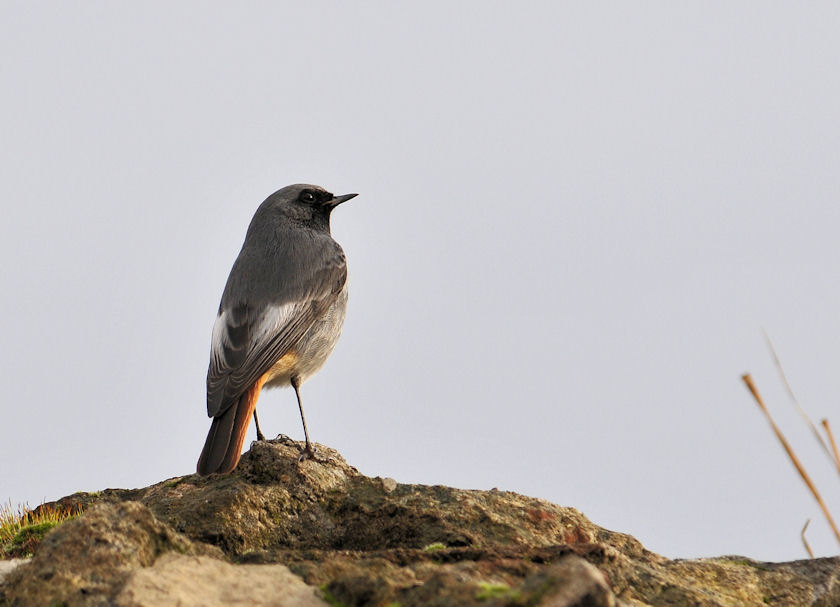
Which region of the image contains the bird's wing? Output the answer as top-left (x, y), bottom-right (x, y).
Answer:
top-left (206, 250), bottom-right (346, 418)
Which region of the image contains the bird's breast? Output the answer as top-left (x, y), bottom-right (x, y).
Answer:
top-left (262, 285), bottom-right (348, 389)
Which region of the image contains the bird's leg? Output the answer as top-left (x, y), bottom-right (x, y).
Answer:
top-left (253, 409), bottom-right (266, 442)
top-left (291, 375), bottom-right (318, 460)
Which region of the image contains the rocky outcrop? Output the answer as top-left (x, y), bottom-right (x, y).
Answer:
top-left (1, 439), bottom-right (838, 606)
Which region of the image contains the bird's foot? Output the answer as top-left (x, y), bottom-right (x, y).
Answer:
top-left (297, 443), bottom-right (333, 464)
top-left (274, 433), bottom-right (297, 445)
top-left (256, 430), bottom-right (266, 441)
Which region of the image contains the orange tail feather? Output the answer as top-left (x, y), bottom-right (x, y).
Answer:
top-left (196, 376), bottom-right (266, 475)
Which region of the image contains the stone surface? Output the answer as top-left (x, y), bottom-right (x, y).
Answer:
top-left (1, 439), bottom-right (839, 606)
top-left (1, 501), bottom-right (221, 606)
top-left (116, 553), bottom-right (326, 607)
top-left (0, 561), bottom-right (24, 587)
top-left (521, 555), bottom-right (615, 607)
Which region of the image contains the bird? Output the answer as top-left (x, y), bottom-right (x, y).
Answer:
top-left (196, 183), bottom-right (356, 475)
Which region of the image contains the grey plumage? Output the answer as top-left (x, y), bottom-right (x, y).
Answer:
top-left (198, 183), bottom-right (355, 475)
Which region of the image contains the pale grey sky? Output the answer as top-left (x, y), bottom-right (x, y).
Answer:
top-left (2, 2), bottom-right (840, 561)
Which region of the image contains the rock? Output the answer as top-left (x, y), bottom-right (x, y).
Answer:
top-left (1, 501), bottom-right (221, 606)
top-left (116, 553), bottom-right (326, 607)
top-left (0, 560), bottom-right (25, 587)
top-left (1, 439), bottom-right (838, 607)
top-left (381, 477), bottom-right (398, 493)
top-left (520, 555), bottom-right (615, 606)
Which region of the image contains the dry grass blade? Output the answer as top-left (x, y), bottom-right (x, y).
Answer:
top-left (741, 373), bottom-right (840, 546)
top-left (821, 419), bottom-right (840, 474)
top-left (801, 519), bottom-right (814, 558)
top-left (761, 329), bottom-right (832, 459)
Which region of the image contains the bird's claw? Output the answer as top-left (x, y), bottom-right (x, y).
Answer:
top-left (297, 444), bottom-right (318, 462)
top-left (297, 444), bottom-right (333, 464)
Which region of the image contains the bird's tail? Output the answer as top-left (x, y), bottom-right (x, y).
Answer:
top-left (196, 381), bottom-right (262, 475)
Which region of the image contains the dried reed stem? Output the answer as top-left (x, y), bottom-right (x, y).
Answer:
top-left (762, 329), bottom-right (832, 458)
top-left (741, 373), bottom-right (840, 546)
top-left (801, 519), bottom-right (814, 558)
top-left (821, 419), bottom-right (840, 475)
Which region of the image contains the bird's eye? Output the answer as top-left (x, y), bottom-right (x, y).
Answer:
top-left (300, 191), bottom-right (316, 203)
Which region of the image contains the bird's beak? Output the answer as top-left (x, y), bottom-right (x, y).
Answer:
top-left (328, 193), bottom-right (358, 208)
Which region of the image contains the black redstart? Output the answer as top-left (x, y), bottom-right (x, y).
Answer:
top-left (197, 184), bottom-right (356, 475)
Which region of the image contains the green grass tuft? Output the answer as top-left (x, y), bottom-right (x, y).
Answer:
top-left (1, 500), bottom-right (83, 558)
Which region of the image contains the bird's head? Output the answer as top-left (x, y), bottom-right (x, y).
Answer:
top-left (261, 184), bottom-right (357, 231)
